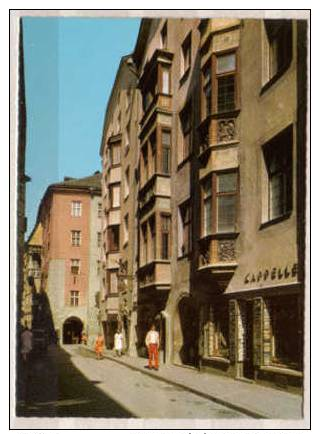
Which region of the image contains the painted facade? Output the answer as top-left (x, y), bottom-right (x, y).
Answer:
top-left (38, 173), bottom-right (102, 345)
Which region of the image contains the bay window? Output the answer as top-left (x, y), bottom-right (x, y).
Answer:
top-left (202, 170), bottom-right (238, 236)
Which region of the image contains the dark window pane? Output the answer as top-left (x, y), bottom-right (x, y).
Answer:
top-left (217, 195), bottom-right (236, 233)
top-left (217, 172), bottom-right (237, 193)
top-left (217, 76), bottom-right (235, 112)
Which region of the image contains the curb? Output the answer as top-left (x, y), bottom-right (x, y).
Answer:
top-left (79, 346), bottom-right (267, 419)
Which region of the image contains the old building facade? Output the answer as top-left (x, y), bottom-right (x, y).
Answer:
top-left (100, 18), bottom-right (307, 391)
top-left (37, 173), bottom-right (102, 345)
top-left (99, 55), bottom-right (140, 353)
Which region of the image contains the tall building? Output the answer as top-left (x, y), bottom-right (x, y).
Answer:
top-left (37, 172), bottom-right (102, 345)
top-left (100, 18), bottom-right (307, 392)
top-left (99, 55), bottom-right (140, 353)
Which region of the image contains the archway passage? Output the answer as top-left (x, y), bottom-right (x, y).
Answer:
top-left (63, 317), bottom-right (83, 344)
top-left (177, 298), bottom-right (199, 366)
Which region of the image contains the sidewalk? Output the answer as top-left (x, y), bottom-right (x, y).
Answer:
top-left (82, 346), bottom-right (303, 420)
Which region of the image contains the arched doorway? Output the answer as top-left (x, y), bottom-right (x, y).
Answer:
top-left (63, 317), bottom-right (83, 344)
top-left (174, 297), bottom-right (199, 366)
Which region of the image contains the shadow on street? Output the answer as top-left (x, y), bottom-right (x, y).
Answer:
top-left (16, 344), bottom-right (135, 418)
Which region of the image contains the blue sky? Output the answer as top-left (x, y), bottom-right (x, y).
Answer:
top-left (23, 17), bottom-right (141, 237)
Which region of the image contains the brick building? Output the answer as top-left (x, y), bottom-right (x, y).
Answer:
top-left (100, 18), bottom-right (307, 391)
top-left (37, 172), bottom-right (102, 345)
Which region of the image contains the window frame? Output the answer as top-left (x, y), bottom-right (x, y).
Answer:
top-left (108, 225), bottom-right (120, 252)
top-left (71, 230), bottom-right (81, 247)
top-left (178, 200), bottom-right (192, 257)
top-left (160, 213), bottom-right (171, 260)
top-left (71, 201), bottom-right (82, 217)
top-left (109, 183), bottom-right (121, 209)
top-left (70, 290), bottom-right (79, 307)
top-left (181, 32), bottom-right (192, 78)
top-left (160, 128), bottom-right (171, 175)
top-left (201, 170), bottom-right (239, 237)
top-left (71, 258), bottom-right (80, 275)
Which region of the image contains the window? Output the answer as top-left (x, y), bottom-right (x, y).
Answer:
top-left (150, 132), bottom-right (157, 176)
top-left (108, 270), bottom-right (118, 294)
top-left (178, 201), bottom-right (191, 257)
top-left (181, 33), bottom-right (191, 76)
top-left (161, 130), bottom-right (171, 174)
top-left (202, 171), bottom-right (238, 236)
top-left (124, 214), bottom-right (129, 245)
top-left (149, 216), bottom-right (156, 260)
top-left (108, 225), bottom-right (120, 252)
top-left (263, 126), bottom-right (292, 221)
top-left (110, 183), bottom-right (121, 208)
top-left (125, 123), bottom-right (130, 150)
top-left (111, 143), bottom-right (121, 166)
top-left (202, 63), bottom-right (212, 118)
top-left (124, 167), bottom-right (130, 198)
top-left (216, 172), bottom-right (238, 233)
top-left (141, 223), bottom-right (148, 265)
top-left (203, 178), bottom-right (212, 236)
top-left (71, 201), bottom-right (82, 217)
top-left (71, 259), bottom-right (80, 275)
top-left (216, 52), bottom-right (236, 113)
top-left (203, 304), bottom-right (229, 358)
top-left (263, 20), bottom-right (293, 83)
top-left (268, 295), bottom-right (301, 369)
top-left (117, 111), bottom-right (121, 134)
top-left (142, 145), bottom-right (149, 184)
top-left (161, 215), bottom-right (171, 259)
top-left (161, 66), bottom-right (170, 94)
top-left (70, 290), bottom-right (79, 307)
top-left (98, 202), bottom-right (102, 218)
top-left (160, 22), bottom-right (167, 49)
top-left (97, 232), bottom-right (102, 247)
top-left (180, 102), bottom-right (192, 161)
top-left (71, 230), bottom-right (81, 246)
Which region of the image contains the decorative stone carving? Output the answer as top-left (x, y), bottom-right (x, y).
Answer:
top-left (217, 119), bottom-right (236, 143)
top-left (218, 239), bottom-right (236, 262)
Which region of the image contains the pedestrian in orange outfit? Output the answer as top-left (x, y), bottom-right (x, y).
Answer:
top-left (95, 333), bottom-right (104, 360)
top-left (145, 324), bottom-right (159, 370)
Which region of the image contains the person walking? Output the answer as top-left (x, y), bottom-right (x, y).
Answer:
top-left (114, 329), bottom-right (124, 357)
top-left (145, 324), bottom-right (159, 370)
top-left (21, 326), bottom-right (33, 363)
top-left (95, 333), bottom-right (104, 360)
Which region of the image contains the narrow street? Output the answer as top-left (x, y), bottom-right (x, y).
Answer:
top-left (17, 344), bottom-right (249, 419)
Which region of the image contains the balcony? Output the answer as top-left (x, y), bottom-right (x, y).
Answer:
top-left (137, 260), bottom-right (171, 290)
top-left (198, 233), bottom-right (238, 275)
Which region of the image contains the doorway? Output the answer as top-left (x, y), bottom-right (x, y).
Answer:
top-left (242, 300), bottom-right (254, 379)
top-left (63, 317), bottom-right (83, 344)
top-left (177, 297), bottom-right (198, 366)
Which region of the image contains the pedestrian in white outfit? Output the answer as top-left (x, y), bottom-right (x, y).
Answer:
top-left (114, 329), bottom-right (124, 357)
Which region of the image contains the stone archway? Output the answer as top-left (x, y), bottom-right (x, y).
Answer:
top-left (63, 317), bottom-right (83, 344)
top-left (173, 296), bottom-right (199, 366)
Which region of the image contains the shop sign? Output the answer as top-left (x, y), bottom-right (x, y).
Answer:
top-left (244, 263), bottom-right (298, 285)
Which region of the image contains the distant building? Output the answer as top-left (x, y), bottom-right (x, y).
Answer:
top-left (100, 18), bottom-right (307, 392)
top-left (37, 172), bottom-right (102, 345)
